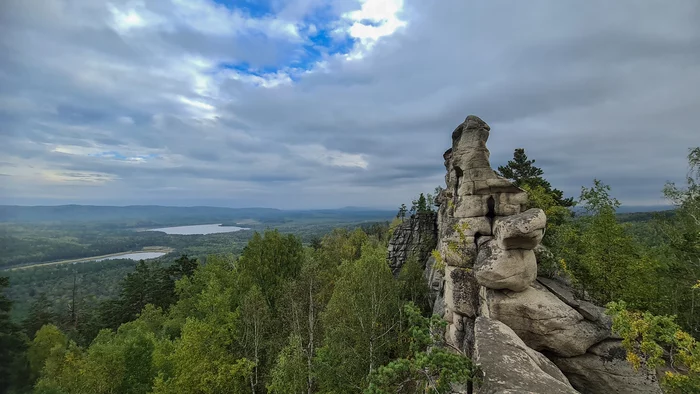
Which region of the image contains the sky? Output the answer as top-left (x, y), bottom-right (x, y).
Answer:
top-left (1, 0), bottom-right (699, 209)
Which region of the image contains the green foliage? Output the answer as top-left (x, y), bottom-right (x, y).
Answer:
top-left (397, 256), bottom-right (431, 313)
top-left (1, 276), bottom-right (29, 394)
top-left (657, 147), bottom-right (700, 334)
top-left (606, 301), bottom-right (700, 393)
top-left (407, 189), bottom-right (440, 217)
top-left (28, 325), bottom-right (67, 384)
top-left (498, 148), bottom-right (574, 207)
top-left (316, 243), bottom-right (402, 393)
top-left (396, 204), bottom-right (408, 221)
top-left (278, 249), bottom-right (339, 394)
top-left (553, 180), bottom-right (660, 308)
top-left (238, 285), bottom-right (272, 393)
top-left (366, 303), bottom-right (473, 394)
top-left (152, 317), bottom-right (254, 394)
top-left (22, 293), bottom-right (57, 340)
top-left (521, 184), bottom-right (572, 233)
top-left (267, 334), bottom-right (307, 394)
top-left (33, 319), bottom-right (160, 394)
top-left (236, 230), bottom-right (305, 310)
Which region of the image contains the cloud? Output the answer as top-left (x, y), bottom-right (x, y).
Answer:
top-left (1, 0), bottom-right (699, 209)
top-left (287, 144), bottom-right (368, 169)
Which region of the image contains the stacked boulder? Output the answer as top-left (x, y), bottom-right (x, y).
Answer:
top-left (425, 115), bottom-right (662, 394)
top-left (436, 115), bottom-right (546, 355)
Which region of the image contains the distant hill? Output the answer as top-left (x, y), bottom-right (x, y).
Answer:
top-left (0, 205), bottom-right (395, 226)
top-left (615, 205), bottom-right (673, 213)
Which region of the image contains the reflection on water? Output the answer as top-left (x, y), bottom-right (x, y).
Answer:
top-left (96, 252), bottom-right (167, 261)
top-left (147, 223), bottom-right (249, 235)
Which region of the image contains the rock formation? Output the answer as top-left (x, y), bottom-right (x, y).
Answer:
top-left (391, 115), bottom-right (662, 393)
top-left (387, 212), bottom-right (437, 275)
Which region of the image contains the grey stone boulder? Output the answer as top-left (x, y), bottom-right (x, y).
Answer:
top-left (485, 282), bottom-right (611, 357)
top-left (474, 316), bottom-right (577, 394)
top-left (474, 240), bottom-right (537, 292)
top-left (551, 339), bottom-right (663, 394)
top-left (494, 208), bottom-right (546, 250)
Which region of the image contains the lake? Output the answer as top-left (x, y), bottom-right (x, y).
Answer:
top-left (147, 223), bottom-right (249, 235)
top-left (96, 252), bottom-right (167, 261)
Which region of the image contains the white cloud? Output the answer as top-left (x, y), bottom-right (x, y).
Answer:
top-left (342, 0), bottom-right (407, 59)
top-left (168, 0), bottom-right (301, 40)
top-left (287, 144), bottom-right (368, 169)
top-left (117, 116), bottom-right (135, 125)
top-left (108, 1), bottom-right (168, 34)
top-left (2, 0), bottom-right (699, 208)
top-left (43, 170), bottom-right (119, 184)
top-left (226, 70), bottom-right (293, 88)
top-left (177, 95), bottom-right (218, 119)
top-left (52, 145), bottom-right (102, 156)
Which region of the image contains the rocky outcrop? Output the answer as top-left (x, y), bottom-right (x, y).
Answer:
top-left (550, 340), bottom-right (663, 394)
top-left (436, 115), bottom-right (548, 356)
top-left (410, 115), bottom-right (662, 394)
top-left (474, 316), bottom-right (578, 394)
top-left (482, 282), bottom-right (611, 357)
top-left (387, 212), bottom-right (437, 275)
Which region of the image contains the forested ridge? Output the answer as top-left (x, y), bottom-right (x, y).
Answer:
top-left (1, 148), bottom-right (699, 393)
top-left (2, 226), bottom-right (472, 393)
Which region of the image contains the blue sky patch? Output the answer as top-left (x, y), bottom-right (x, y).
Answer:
top-left (217, 28), bottom-right (357, 78)
top-left (211, 0), bottom-right (274, 18)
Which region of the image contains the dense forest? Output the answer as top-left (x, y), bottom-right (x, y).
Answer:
top-left (1, 227), bottom-right (472, 393)
top-left (1, 148), bottom-right (699, 393)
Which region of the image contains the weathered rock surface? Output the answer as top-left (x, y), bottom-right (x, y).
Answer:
top-left (484, 282), bottom-right (611, 357)
top-left (394, 114), bottom-right (655, 393)
top-left (551, 340), bottom-right (663, 394)
top-left (445, 267), bottom-right (479, 317)
top-left (538, 277), bottom-right (613, 327)
top-left (388, 212), bottom-right (437, 275)
top-left (474, 317), bottom-right (578, 394)
top-left (474, 240), bottom-right (537, 292)
top-left (494, 208), bottom-right (546, 250)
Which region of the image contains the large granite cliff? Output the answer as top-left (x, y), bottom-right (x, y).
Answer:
top-left (388, 115), bottom-right (662, 394)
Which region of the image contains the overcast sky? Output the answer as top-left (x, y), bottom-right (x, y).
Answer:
top-left (1, 0), bottom-right (698, 209)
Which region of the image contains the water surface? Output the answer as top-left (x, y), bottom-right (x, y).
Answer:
top-left (147, 223), bottom-right (249, 235)
top-left (97, 252), bottom-right (167, 261)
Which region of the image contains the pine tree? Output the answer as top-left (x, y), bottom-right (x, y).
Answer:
top-left (498, 148), bottom-right (574, 207)
top-left (416, 193), bottom-right (428, 213)
top-left (23, 293), bottom-right (57, 339)
top-left (366, 303), bottom-right (473, 393)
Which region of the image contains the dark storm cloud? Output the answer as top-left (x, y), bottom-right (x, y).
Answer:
top-left (0, 0), bottom-right (698, 208)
